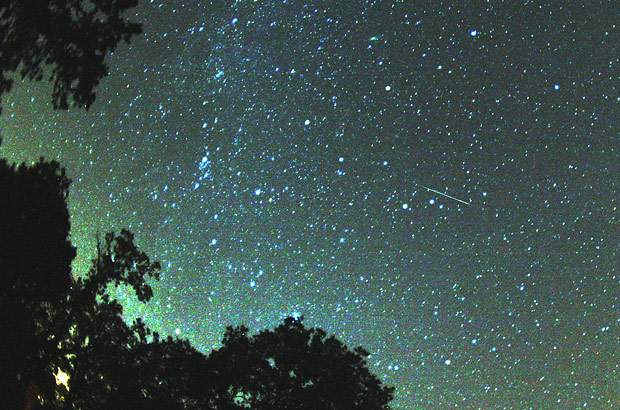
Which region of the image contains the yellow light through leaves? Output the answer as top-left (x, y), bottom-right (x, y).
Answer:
top-left (55, 368), bottom-right (70, 388)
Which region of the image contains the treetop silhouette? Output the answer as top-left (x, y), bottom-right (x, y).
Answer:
top-left (206, 316), bottom-right (395, 409)
top-left (0, 0), bottom-right (142, 113)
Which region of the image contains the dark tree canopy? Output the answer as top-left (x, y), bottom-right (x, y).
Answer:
top-left (206, 317), bottom-right (395, 410)
top-left (0, 157), bottom-right (75, 303)
top-left (0, 0), bottom-right (142, 112)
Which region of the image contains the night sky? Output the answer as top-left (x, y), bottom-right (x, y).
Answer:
top-left (2, 1), bottom-right (620, 408)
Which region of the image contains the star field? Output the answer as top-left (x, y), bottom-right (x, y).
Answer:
top-left (2, 1), bottom-right (620, 408)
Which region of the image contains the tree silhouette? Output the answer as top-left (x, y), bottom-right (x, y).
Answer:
top-left (58, 229), bottom-right (159, 407)
top-left (0, 0), bottom-right (142, 113)
top-left (1, 155), bottom-right (394, 409)
top-left (0, 155), bottom-right (176, 409)
top-left (206, 316), bottom-right (395, 410)
top-left (0, 157), bottom-right (74, 302)
top-left (0, 156), bottom-right (75, 409)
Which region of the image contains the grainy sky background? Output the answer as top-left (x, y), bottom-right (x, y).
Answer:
top-left (2, 1), bottom-right (620, 408)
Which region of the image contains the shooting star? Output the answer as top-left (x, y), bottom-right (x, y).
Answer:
top-left (416, 184), bottom-right (471, 206)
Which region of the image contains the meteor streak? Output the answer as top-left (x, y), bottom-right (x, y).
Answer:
top-left (416, 184), bottom-right (471, 205)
